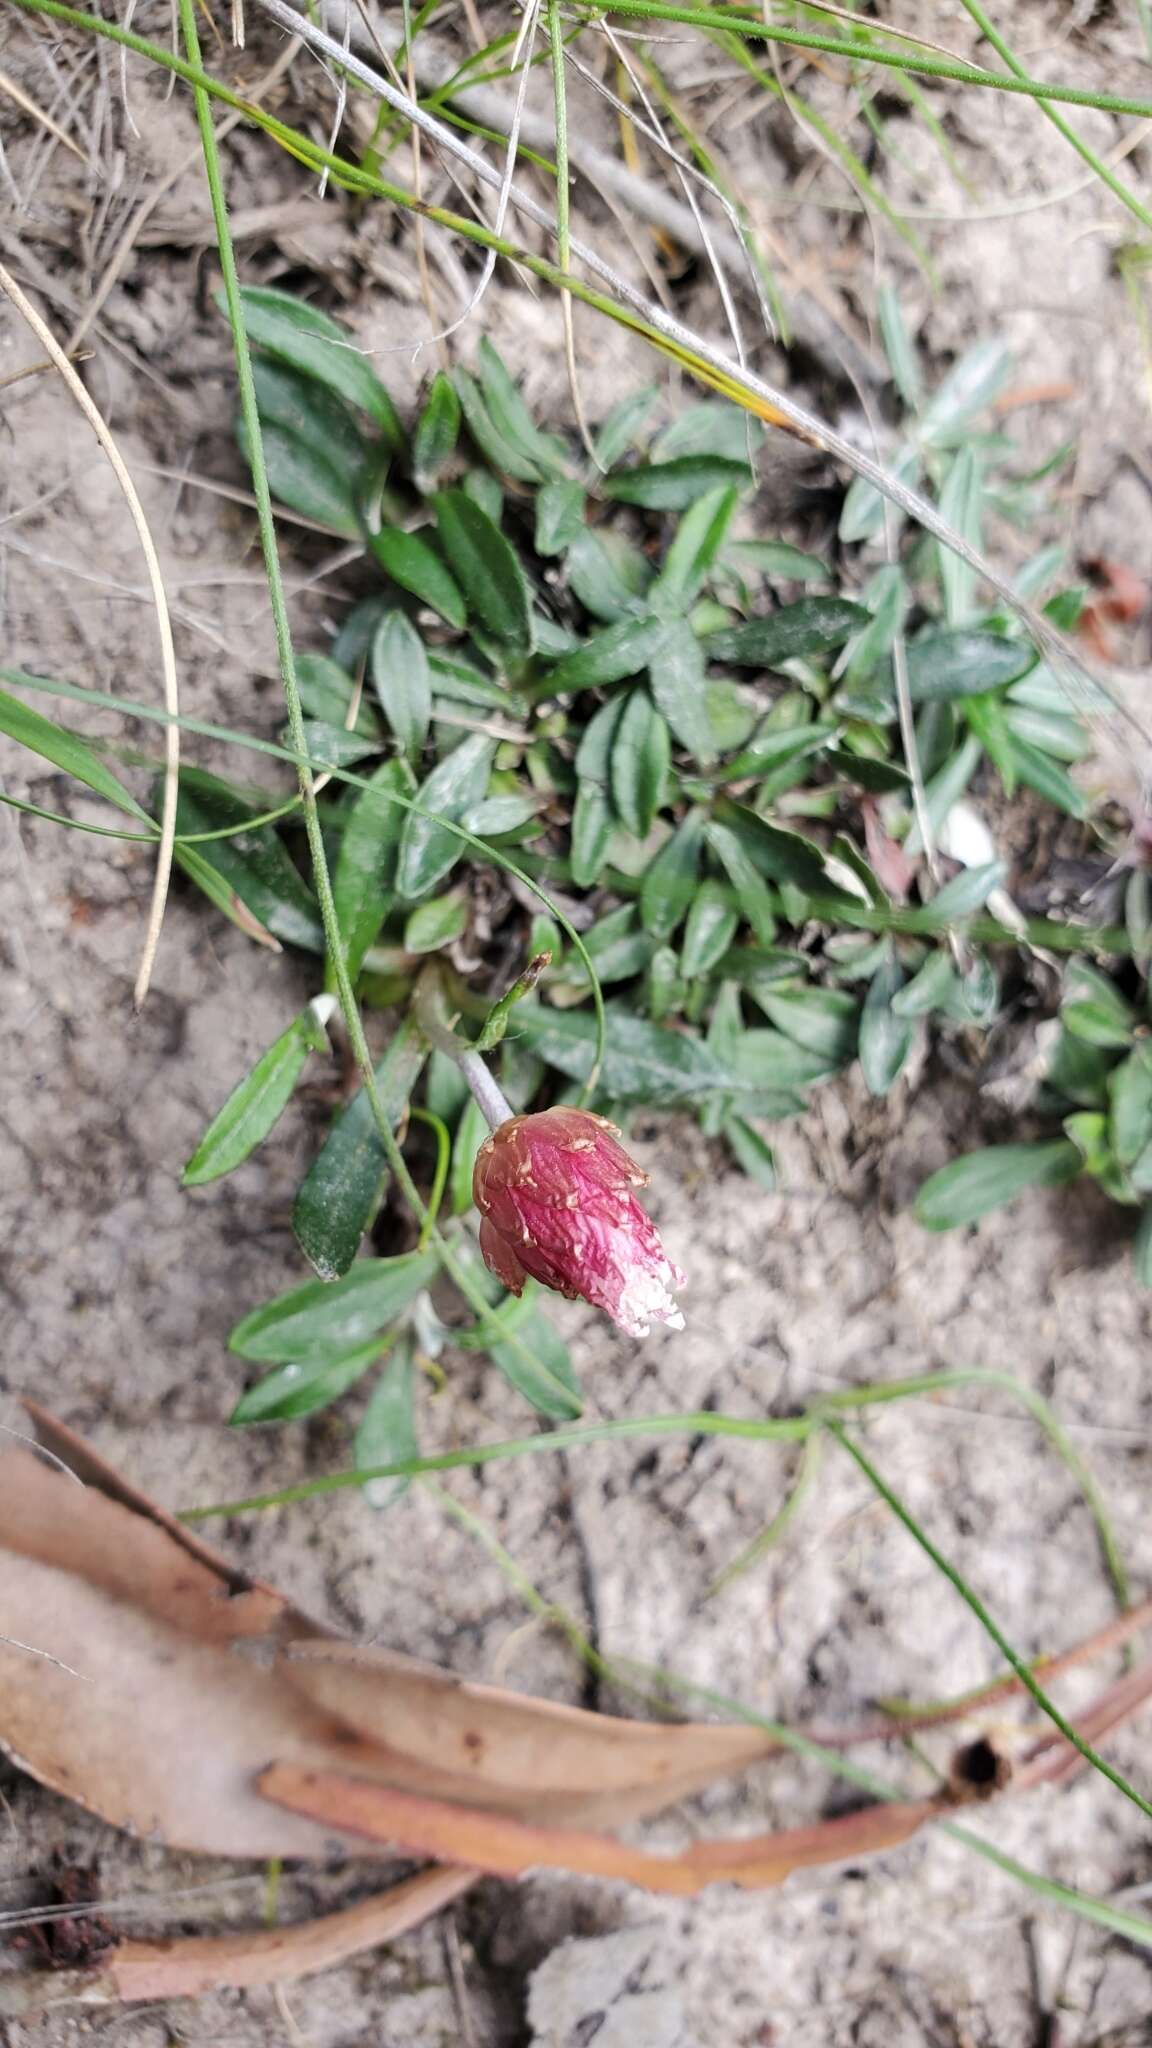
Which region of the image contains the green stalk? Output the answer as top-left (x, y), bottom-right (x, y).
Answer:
top-left (830, 1423), bottom-right (1152, 1826)
top-left (956, 0), bottom-right (1152, 234)
top-left (174, 0), bottom-right (581, 1407)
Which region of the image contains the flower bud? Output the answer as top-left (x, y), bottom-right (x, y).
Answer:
top-left (473, 1107), bottom-right (686, 1338)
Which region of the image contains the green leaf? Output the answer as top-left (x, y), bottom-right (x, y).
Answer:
top-left (298, 721), bottom-right (380, 772)
top-left (754, 984), bottom-right (859, 1062)
top-left (230, 1250), bottom-right (439, 1362)
top-left (412, 372), bottom-right (461, 488)
top-left (452, 366), bottom-right (542, 483)
top-left (462, 793), bottom-right (540, 837)
top-left (593, 384), bottom-right (660, 469)
top-left (450, 1096), bottom-right (490, 1215)
top-left (905, 736), bottom-right (982, 856)
top-left (183, 1005), bottom-right (325, 1186)
top-left (724, 722), bottom-right (838, 784)
top-left (240, 417), bottom-right (361, 535)
top-left (1045, 1026), bottom-right (1118, 1110)
top-left (859, 954), bottom-right (915, 1096)
top-left (369, 527), bottom-right (466, 630)
top-left (839, 441), bottom-right (921, 545)
top-left (432, 490), bottom-right (532, 652)
top-left (611, 690), bottom-right (669, 838)
top-left (928, 861), bottom-right (1006, 919)
top-left (962, 691), bottom-right (1017, 795)
top-left (602, 455), bottom-right (752, 510)
top-left (724, 1116), bottom-right (777, 1189)
top-left (0, 684), bottom-right (153, 821)
top-left (651, 485), bottom-right (739, 609)
top-left (332, 755), bottom-right (412, 980)
top-left (1004, 706), bottom-right (1087, 763)
top-left (231, 285), bottom-right (404, 446)
top-left (174, 769), bottom-right (324, 952)
top-left (485, 1302), bottom-right (583, 1420)
top-left (705, 821), bottom-right (778, 947)
top-left (1063, 962), bottom-right (1137, 1049)
top-left (231, 1338), bottom-right (387, 1424)
top-left (294, 652), bottom-right (379, 736)
top-left (551, 616), bottom-right (667, 691)
top-left (1006, 735), bottom-right (1088, 819)
top-left (564, 529), bottom-right (648, 623)
top-left (707, 598), bottom-right (867, 668)
top-left (841, 563), bottom-right (907, 689)
top-left (652, 402), bottom-right (760, 464)
top-left (681, 881), bottom-right (740, 979)
top-left (569, 784), bottom-right (614, 888)
top-left (919, 336), bottom-right (1013, 449)
top-left (370, 610), bottom-right (431, 758)
top-left (428, 651), bottom-right (510, 712)
top-left (1109, 1045), bottom-right (1152, 1167)
top-left (477, 337), bottom-right (570, 479)
top-left (1062, 1111), bottom-right (1132, 1200)
top-left (250, 356), bottom-right (368, 476)
top-left (877, 280), bottom-right (922, 411)
top-left (640, 808), bottom-right (704, 940)
top-left (646, 620), bottom-right (714, 764)
top-left (403, 890), bottom-right (468, 954)
top-left (724, 540), bottom-right (829, 585)
top-left (712, 800), bottom-right (832, 894)
top-left (356, 1336), bottom-right (420, 1508)
top-left (460, 466), bottom-right (503, 521)
top-left (573, 692), bottom-right (627, 785)
top-left (515, 1004), bottom-right (743, 1104)
top-left (535, 478), bottom-right (586, 556)
top-left (293, 1024), bottom-right (428, 1279)
top-left (575, 905), bottom-right (656, 986)
top-left (905, 629), bottom-right (1035, 701)
top-left (733, 1030), bottom-right (836, 1093)
top-left (397, 734), bottom-right (495, 899)
top-left (915, 1139), bottom-right (1081, 1230)
top-left (937, 446), bottom-right (983, 625)
top-left (889, 949), bottom-right (958, 1018)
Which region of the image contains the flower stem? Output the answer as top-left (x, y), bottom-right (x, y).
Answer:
top-left (414, 966), bottom-right (514, 1131)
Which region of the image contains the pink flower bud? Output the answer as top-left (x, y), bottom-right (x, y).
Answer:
top-left (473, 1107), bottom-right (686, 1338)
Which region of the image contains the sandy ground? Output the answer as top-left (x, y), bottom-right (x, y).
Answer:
top-left (3, 1), bottom-right (1152, 2041)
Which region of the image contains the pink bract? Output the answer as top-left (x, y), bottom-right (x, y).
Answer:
top-left (472, 1107), bottom-right (686, 1339)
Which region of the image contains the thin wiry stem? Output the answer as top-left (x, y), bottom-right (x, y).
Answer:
top-left (0, 260), bottom-right (180, 1010)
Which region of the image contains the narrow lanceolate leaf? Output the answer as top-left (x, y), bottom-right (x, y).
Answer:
top-left (230, 285), bottom-right (405, 447)
top-left (250, 356), bottom-right (368, 478)
top-left (569, 783), bottom-right (614, 889)
top-left (293, 1024), bottom-right (428, 1280)
top-left (431, 491), bottom-right (532, 654)
top-left (754, 985), bottom-right (859, 1063)
top-left (651, 485), bottom-right (739, 610)
top-left (371, 611), bottom-right (431, 759)
top-left (450, 1096), bottom-right (490, 1216)
top-left (183, 1005), bottom-right (327, 1186)
top-left (859, 954), bottom-right (915, 1096)
top-left (486, 1303), bottom-right (583, 1420)
top-left (535, 478), bottom-right (586, 556)
top-left (937, 446), bottom-right (983, 625)
top-left (681, 882), bottom-right (740, 980)
top-left (706, 822), bottom-right (778, 947)
top-left (914, 1139), bottom-right (1082, 1231)
top-left (452, 367), bottom-right (541, 482)
top-left (403, 890), bottom-right (468, 954)
top-left (640, 809), bottom-right (705, 941)
top-left (706, 598), bottom-right (867, 668)
top-left (231, 1338), bottom-right (387, 1425)
top-left (396, 734), bottom-right (495, 899)
top-left (229, 1250), bottom-right (439, 1363)
top-left (296, 653), bottom-right (380, 736)
top-left (240, 414), bottom-right (361, 538)
top-left (1063, 962), bottom-right (1137, 1049)
top-left (369, 527), bottom-right (466, 630)
top-left (514, 1005), bottom-right (743, 1105)
top-left (602, 454), bottom-right (752, 510)
top-left (1109, 1046), bottom-right (1152, 1168)
top-left (712, 800), bottom-right (831, 894)
top-left (1006, 735), bottom-right (1088, 820)
top-left (412, 372), bottom-right (461, 489)
top-left (927, 861), bottom-right (1006, 919)
top-left (646, 620), bottom-right (715, 764)
top-left (331, 755), bottom-right (413, 981)
top-left (592, 384), bottom-right (659, 468)
top-left (356, 1336), bottom-right (420, 1509)
top-left (0, 684), bottom-right (153, 821)
top-left (611, 690), bottom-right (669, 838)
top-left (904, 629), bottom-right (1035, 701)
top-left (724, 1117), bottom-right (777, 1190)
top-left (477, 337), bottom-right (570, 480)
top-left (174, 770), bottom-right (324, 954)
top-left (550, 616), bottom-right (667, 692)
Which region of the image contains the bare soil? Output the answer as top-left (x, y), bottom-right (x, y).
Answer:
top-left (2, 3), bottom-right (1152, 2042)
